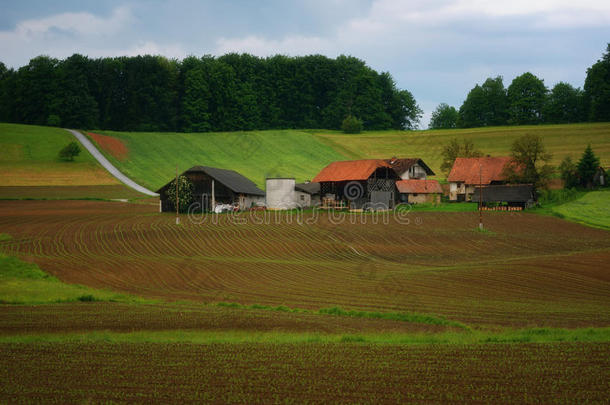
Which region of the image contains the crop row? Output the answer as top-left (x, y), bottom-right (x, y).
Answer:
top-left (1, 342), bottom-right (608, 403)
top-left (0, 200), bottom-right (609, 327)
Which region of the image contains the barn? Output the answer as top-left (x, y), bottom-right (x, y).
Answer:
top-left (157, 166), bottom-right (265, 212)
top-left (312, 159), bottom-right (399, 209)
top-left (396, 179), bottom-right (443, 204)
top-left (471, 184), bottom-right (535, 209)
top-left (448, 157), bottom-right (513, 201)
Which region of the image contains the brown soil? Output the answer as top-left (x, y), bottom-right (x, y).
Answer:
top-left (1, 342), bottom-right (608, 403)
top-left (1, 200), bottom-right (609, 327)
top-left (0, 302), bottom-right (450, 335)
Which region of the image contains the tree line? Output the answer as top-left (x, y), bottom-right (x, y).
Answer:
top-left (0, 53), bottom-right (422, 132)
top-left (430, 44), bottom-right (610, 129)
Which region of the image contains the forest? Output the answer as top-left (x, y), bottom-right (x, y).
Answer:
top-left (0, 53), bottom-right (421, 132)
top-left (429, 44), bottom-right (610, 129)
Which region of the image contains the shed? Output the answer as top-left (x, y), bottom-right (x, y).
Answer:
top-left (471, 184), bottom-right (535, 209)
top-left (295, 182), bottom-right (320, 207)
top-left (396, 179), bottom-right (443, 204)
top-left (157, 166), bottom-right (265, 212)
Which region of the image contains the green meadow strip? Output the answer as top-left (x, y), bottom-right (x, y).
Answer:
top-left (1, 328), bottom-right (609, 345)
top-left (215, 302), bottom-right (469, 329)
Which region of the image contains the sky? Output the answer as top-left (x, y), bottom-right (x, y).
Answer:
top-left (1, 0), bottom-right (609, 128)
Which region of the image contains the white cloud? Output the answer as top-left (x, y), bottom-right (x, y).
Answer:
top-left (0, 6), bottom-right (186, 67)
top-left (14, 6), bottom-right (133, 38)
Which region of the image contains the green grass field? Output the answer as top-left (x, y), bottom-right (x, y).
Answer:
top-left (94, 129), bottom-right (349, 190)
top-left (315, 123), bottom-right (610, 176)
top-left (550, 189), bottom-right (610, 230)
top-left (93, 123), bottom-right (610, 189)
top-left (0, 123), bottom-right (120, 186)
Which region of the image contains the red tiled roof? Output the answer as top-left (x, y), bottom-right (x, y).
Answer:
top-left (396, 179), bottom-right (443, 194)
top-left (448, 157), bottom-right (512, 185)
top-left (312, 159), bottom-right (392, 182)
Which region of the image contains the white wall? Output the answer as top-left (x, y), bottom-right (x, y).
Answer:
top-left (400, 164), bottom-right (428, 180)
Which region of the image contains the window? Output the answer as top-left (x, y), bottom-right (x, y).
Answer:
top-left (300, 195), bottom-right (305, 201)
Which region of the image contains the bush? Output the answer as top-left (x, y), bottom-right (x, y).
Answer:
top-left (165, 175), bottom-right (194, 213)
top-left (58, 141), bottom-right (81, 161)
top-left (47, 114), bottom-right (61, 127)
top-left (341, 115), bottom-right (363, 134)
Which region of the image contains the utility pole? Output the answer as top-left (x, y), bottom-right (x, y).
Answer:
top-left (479, 159), bottom-right (483, 230)
top-left (175, 165), bottom-right (180, 225)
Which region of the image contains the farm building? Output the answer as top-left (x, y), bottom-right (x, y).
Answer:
top-left (471, 184), bottom-right (535, 209)
top-left (295, 182), bottom-right (320, 207)
top-left (265, 178), bottom-right (320, 209)
top-left (157, 166), bottom-right (265, 212)
top-left (312, 159), bottom-right (399, 209)
top-left (396, 179), bottom-right (443, 204)
top-left (448, 157), bottom-right (513, 201)
top-left (386, 157), bottom-right (435, 180)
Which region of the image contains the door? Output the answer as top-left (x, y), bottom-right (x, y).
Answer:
top-left (370, 191), bottom-right (392, 210)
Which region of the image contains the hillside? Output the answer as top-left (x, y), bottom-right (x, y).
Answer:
top-left (0, 123), bottom-right (146, 199)
top-left (92, 129), bottom-right (350, 190)
top-left (0, 123), bottom-right (119, 186)
top-left (316, 123), bottom-right (610, 176)
top-left (92, 123), bottom-right (610, 189)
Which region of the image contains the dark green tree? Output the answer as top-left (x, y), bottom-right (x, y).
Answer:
top-left (458, 76), bottom-right (508, 128)
top-left (583, 44), bottom-right (610, 122)
top-left (181, 66), bottom-right (211, 132)
top-left (54, 54), bottom-right (99, 128)
top-left (558, 156), bottom-right (579, 188)
top-left (341, 115), bottom-right (363, 133)
top-left (545, 82), bottom-right (584, 124)
top-left (440, 138), bottom-right (482, 175)
top-left (429, 103), bottom-right (458, 129)
top-left (577, 144), bottom-right (600, 188)
top-left (58, 141), bottom-right (81, 161)
top-left (165, 175), bottom-right (194, 213)
top-left (504, 134), bottom-right (553, 190)
top-left (507, 72), bottom-right (548, 125)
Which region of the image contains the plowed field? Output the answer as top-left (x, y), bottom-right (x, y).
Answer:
top-left (1, 342), bottom-right (608, 403)
top-left (1, 200), bottom-right (609, 328)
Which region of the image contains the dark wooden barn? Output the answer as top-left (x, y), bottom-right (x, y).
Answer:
top-left (312, 159), bottom-right (399, 209)
top-left (157, 166), bottom-right (265, 212)
top-left (471, 184), bottom-right (535, 209)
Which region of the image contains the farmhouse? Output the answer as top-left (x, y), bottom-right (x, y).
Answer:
top-left (386, 157), bottom-right (435, 180)
top-left (157, 166), bottom-right (265, 212)
top-left (471, 184), bottom-right (535, 209)
top-left (312, 159), bottom-right (399, 209)
top-left (448, 157), bottom-right (512, 201)
top-left (265, 178), bottom-right (321, 209)
top-left (396, 179), bottom-right (443, 204)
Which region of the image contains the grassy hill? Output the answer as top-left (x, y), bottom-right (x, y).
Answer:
top-left (93, 129), bottom-right (350, 190)
top-left (315, 123), bottom-right (610, 177)
top-left (0, 123), bottom-right (119, 186)
top-left (93, 123), bottom-right (610, 189)
top-left (0, 123), bottom-right (149, 199)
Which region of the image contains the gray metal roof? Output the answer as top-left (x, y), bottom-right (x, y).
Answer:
top-left (472, 184), bottom-right (534, 203)
top-left (157, 166), bottom-right (265, 196)
top-left (295, 182), bottom-right (320, 195)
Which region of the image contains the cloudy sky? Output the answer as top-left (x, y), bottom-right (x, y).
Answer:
top-left (1, 0), bottom-right (609, 127)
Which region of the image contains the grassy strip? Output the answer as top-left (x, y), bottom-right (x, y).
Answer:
top-left (1, 327), bottom-right (608, 345)
top-left (533, 189), bottom-right (610, 230)
top-left (216, 302), bottom-right (469, 329)
top-left (0, 253), bottom-right (150, 305)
